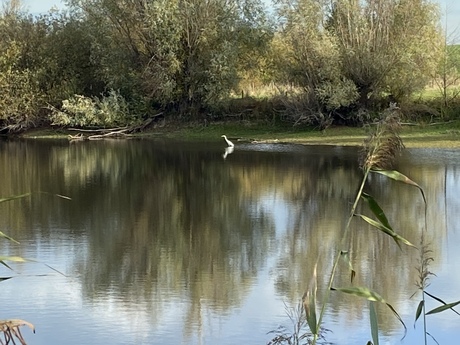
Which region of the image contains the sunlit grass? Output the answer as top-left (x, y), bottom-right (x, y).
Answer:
top-left (144, 121), bottom-right (460, 148)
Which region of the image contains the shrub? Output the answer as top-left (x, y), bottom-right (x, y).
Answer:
top-left (50, 90), bottom-right (137, 128)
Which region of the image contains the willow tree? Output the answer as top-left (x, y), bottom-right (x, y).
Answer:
top-left (0, 0), bottom-right (47, 128)
top-left (65, 0), bottom-right (181, 108)
top-left (329, 0), bottom-right (442, 106)
top-left (66, 0), bottom-right (269, 116)
top-left (274, 0), bottom-right (359, 126)
top-left (275, 0), bottom-right (442, 124)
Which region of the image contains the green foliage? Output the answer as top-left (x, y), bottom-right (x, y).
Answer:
top-left (63, 0), bottom-right (271, 116)
top-left (315, 79), bottom-right (359, 111)
top-left (38, 11), bottom-right (105, 101)
top-left (0, 6), bottom-right (45, 127)
top-left (302, 264), bottom-right (318, 335)
top-left (0, 190), bottom-right (37, 343)
top-left (0, 0), bottom-right (449, 128)
top-left (369, 301), bottom-right (379, 345)
top-left (413, 237), bottom-right (460, 344)
top-left (274, 0), bottom-right (443, 125)
top-left (431, 43), bottom-right (460, 114)
top-left (0, 64), bottom-right (43, 127)
top-left (0, 2), bottom-right (108, 128)
top-left (267, 302), bottom-right (331, 345)
top-left (300, 107), bottom-right (427, 345)
top-left (273, 0), bottom-right (359, 124)
top-left (50, 90), bottom-right (136, 128)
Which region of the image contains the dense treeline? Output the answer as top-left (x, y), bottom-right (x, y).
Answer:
top-left (0, 0), bottom-right (455, 131)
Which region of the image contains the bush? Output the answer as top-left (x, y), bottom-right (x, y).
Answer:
top-left (50, 90), bottom-right (137, 128)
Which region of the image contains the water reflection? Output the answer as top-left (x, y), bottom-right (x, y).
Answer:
top-left (0, 140), bottom-right (457, 344)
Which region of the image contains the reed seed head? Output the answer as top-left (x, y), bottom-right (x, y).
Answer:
top-left (361, 104), bottom-right (404, 170)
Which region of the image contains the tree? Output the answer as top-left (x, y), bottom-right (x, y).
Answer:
top-left (39, 11), bottom-right (106, 102)
top-left (274, 0), bottom-right (359, 126)
top-left (66, 0), bottom-right (182, 107)
top-left (0, 0), bottom-right (46, 128)
top-left (0, 0), bottom-right (106, 128)
top-left (274, 0), bottom-right (443, 125)
top-left (329, 0), bottom-right (442, 105)
top-left (433, 44), bottom-right (460, 114)
top-left (66, 0), bottom-right (270, 116)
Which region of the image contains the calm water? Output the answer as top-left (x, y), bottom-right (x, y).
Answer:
top-left (0, 138), bottom-right (458, 345)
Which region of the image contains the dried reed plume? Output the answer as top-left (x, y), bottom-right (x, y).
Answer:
top-left (0, 319), bottom-right (35, 345)
top-left (415, 236), bottom-right (434, 292)
top-left (361, 104), bottom-right (404, 170)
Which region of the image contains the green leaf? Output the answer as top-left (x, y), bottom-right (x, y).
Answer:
top-left (370, 170), bottom-right (426, 204)
top-left (414, 300), bottom-right (424, 326)
top-left (361, 193), bottom-right (392, 230)
top-left (332, 286), bottom-right (385, 301)
top-left (44, 263), bottom-right (67, 277)
top-left (332, 286), bottom-right (407, 337)
top-left (0, 193), bottom-right (31, 204)
top-left (369, 301), bottom-right (379, 345)
top-left (355, 214), bottom-right (415, 249)
top-left (426, 332), bottom-right (440, 344)
top-left (424, 291), bottom-right (460, 316)
top-left (302, 264), bottom-right (318, 335)
top-left (340, 251), bottom-right (356, 283)
top-left (0, 232), bottom-right (20, 244)
top-left (424, 291), bottom-right (447, 304)
top-left (0, 256), bottom-right (31, 263)
top-left (426, 300), bottom-right (460, 315)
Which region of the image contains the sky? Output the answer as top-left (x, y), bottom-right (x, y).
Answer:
top-left (20, 0), bottom-right (460, 40)
top-left (441, 0), bottom-right (460, 41)
top-left (22, 0), bottom-right (65, 13)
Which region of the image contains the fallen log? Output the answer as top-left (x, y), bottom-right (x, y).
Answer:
top-left (88, 129), bottom-right (131, 140)
top-left (67, 112), bottom-right (164, 141)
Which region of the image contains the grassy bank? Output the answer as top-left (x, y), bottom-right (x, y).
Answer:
top-left (144, 120), bottom-right (460, 148)
top-left (20, 120), bottom-right (460, 148)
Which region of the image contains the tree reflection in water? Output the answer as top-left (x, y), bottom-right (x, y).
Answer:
top-left (0, 140), bottom-right (455, 344)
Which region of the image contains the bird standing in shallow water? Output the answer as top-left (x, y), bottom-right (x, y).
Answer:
top-left (221, 135), bottom-right (234, 148)
top-left (222, 146), bottom-right (234, 159)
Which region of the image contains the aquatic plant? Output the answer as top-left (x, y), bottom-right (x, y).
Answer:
top-left (303, 104), bottom-right (421, 345)
top-left (0, 192), bottom-right (69, 344)
top-left (0, 319), bottom-right (35, 345)
top-left (263, 102), bottom-right (460, 344)
top-left (0, 194), bottom-right (35, 344)
top-left (267, 104), bottom-right (417, 344)
top-left (412, 235), bottom-right (460, 345)
top-left (267, 302), bottom-right (331, 345)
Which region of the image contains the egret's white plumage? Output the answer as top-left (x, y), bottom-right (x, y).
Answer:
top-left (221, 135), bottom-right (234, 148)
top-left (222, 146), bottom-right (234, 159)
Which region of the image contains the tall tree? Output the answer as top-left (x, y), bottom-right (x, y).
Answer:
top-left (275, 0), bottom-right (443, 124)
top-left (66, 0), bottom-right (270, 115)
top-left (330, 0), bottom-right (442, 105)
top-left (274, 0), bottom-right (359, 125)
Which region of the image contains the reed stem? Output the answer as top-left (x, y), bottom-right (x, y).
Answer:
top-left (312, 167), bottom-right (370, 344)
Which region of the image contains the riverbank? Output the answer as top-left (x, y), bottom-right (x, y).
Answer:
top-left (132, 120), bottom-right (460, 148)
top-left (19, 120), bottom-right (460, 148)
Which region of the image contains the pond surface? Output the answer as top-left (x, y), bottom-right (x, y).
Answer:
top-left (0, 138), bottom-right (459, 345)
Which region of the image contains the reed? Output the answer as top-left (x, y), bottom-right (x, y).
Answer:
top-left (303, 104), bottom-right (425, 345)
top-left (268, 104), bottom-right (460, 344)
top-left (0, 192), bottom-right (69, 344)
top-left (412, 234), bottom-right (460, 344)
top-left (0, 194), bottom-right (35, 344)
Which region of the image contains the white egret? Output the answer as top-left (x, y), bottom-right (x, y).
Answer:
top-left (221, 135), bottom-right (234, 148)
top-left (222, 146), bottom-right (234, 159)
